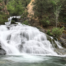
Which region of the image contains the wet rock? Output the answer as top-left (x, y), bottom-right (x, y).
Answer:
top-left (61, 33), bottom-right (66, 39)
top-left (37, 27), bottom-right (46, 33)
top-left (0, 45), bottom-right (6, 55)
top-left (0, 49), bottom-right (6, 55)
top-left (55, 48), bottom-right (66, 55)
top-left (59, 38), bottom-right (66, 48)
top-left (47, 35), bottom-right (58, 48)
top-left (11, 18), bottom-right (21, 24)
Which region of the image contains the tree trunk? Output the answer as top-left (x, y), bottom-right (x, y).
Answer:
top-left (4, 0), bottom-right (8, 5)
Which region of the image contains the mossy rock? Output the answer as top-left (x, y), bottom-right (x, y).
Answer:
top-left (47, 35), bottom-right (58, 48)
top-left (11, 20), bottom-right (16, 24)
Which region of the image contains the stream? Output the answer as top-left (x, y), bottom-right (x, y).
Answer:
top-left (0, 56), bottom-right (66, 66)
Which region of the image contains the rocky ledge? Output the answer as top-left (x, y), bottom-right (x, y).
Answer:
top-left (59, 33), bottom-right (66, 48)
top-left (0, 46), bottom-right (6, 55)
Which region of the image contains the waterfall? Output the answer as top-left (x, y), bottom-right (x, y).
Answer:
top-left (5, 16), bottom-right (21, 25)
top-left (0, 16), bottom-right (63, 56)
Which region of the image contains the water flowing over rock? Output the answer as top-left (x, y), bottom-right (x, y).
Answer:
top-left (0, 16), bottom-right (65, 56)
top-left (5, 16), bottom-right (21, 25)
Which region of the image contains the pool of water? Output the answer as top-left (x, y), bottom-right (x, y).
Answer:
top-left (0, 55), bottom-right (66, 66)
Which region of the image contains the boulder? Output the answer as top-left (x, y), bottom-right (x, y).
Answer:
top-left (0, 46), bottom-right (6, 55)
top-left (59, 38), bottom-right (66, 48)
top-left (0, 49), bottom-right (6, 55)
top-left (55, 48), bottom-right (66, 55)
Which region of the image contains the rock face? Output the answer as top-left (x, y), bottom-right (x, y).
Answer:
top-left (55, 48), bottom-right (66, 55)
top-left (59, 38), bottom-right (66, 48)
top-left (0, 46), bottom-right (6, 55)
top-left (59, 33), bottom-right (66, 48)
top-left (11, 18), bottom-right (20, 24)
top-left (0, 49), bottom-right (6, 55)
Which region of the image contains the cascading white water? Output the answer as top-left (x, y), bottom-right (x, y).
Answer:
top-left (0, 16), bottom-right (63, 56)
top-left (5, 16), bottom-right (21, 25)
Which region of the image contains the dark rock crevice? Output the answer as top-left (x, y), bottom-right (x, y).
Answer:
top-left (0, 43), bottom-right (6, 55)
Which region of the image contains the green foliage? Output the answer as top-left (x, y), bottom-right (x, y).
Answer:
top-left (23, 20), bottom-right (29, 25)
top-left (7, 0), bottom-right (31, 16)
top-left (47, 30), bottom-right (52, 36)
top-left (20, 11), bottom-right (29, 24)
top-left (59, 0), bottom-right (66, 23)
top-left (21, 11), bottom-right (28, 19)
top-left (33, 0), bottom-right (66, 27)
top-left (40, 16), bottom-right (50, 27)
top-left (21, 0), bottom-right (31, 7)
top-left (33, 0), bottom-right (53, 18)
top-left (7, 0), bottom-right (25, 15)
top-left (52, 27), bottom-right (64, 38)
top-left (0, 0), bottom-right (3, 2)
top-left (33, 0), bottom-right (56, 26)
top-left (47, 27), bottom-right (64, 38)
top-left (11, 20), bottom-right (16, 24)
top-left (50, 0), bottom-right (65, 27)
top-left (0, 0), bottom-right (31, 25)
top-left (0, 5), bottom-right (4, 10)
top-left (0, 14), bottom-right (8, 24)
top-left (0, 1), bottom-right (8, 25)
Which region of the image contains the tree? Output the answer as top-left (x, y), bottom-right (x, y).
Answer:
top-left (50, 0), bottom-right (66, 27)
top-left (59, 0), bottom-right (66, 23)
top-left (33, 0), bottom-right (66, 27)
top-left (33, 0), bottom-right (54, 26)
top-left (0, 0), bottom-right (8, 24)
top-left (7, 0), bottom-right (25, 15)
top-left (4, 0), bottom-right (8, 5)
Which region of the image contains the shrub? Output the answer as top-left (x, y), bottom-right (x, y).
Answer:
top-left (21, 11), bottom-right (28, 19)
top-left (0, 14), bottom-right (8, 24)
top-left (11, 20), bottom-right (16, 24)
top-left (23, 20), bottom-right (30, 25)
top-left (0, 0), bottom-right (2, 2)
top-left (7, 0), bottom-right (30, 16)
top-left (20, 11), bottom-right (29, 23)
top-left (52, 27), bottom-right (64, 38)
top-left (7, 0), bottom-right (24, 15)
top-left (0, 6), bottom-right (4, 10)
top-left (40, 17), bottom-right (50, 27)
top-left (46, 29), bottom-right (52, 36)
